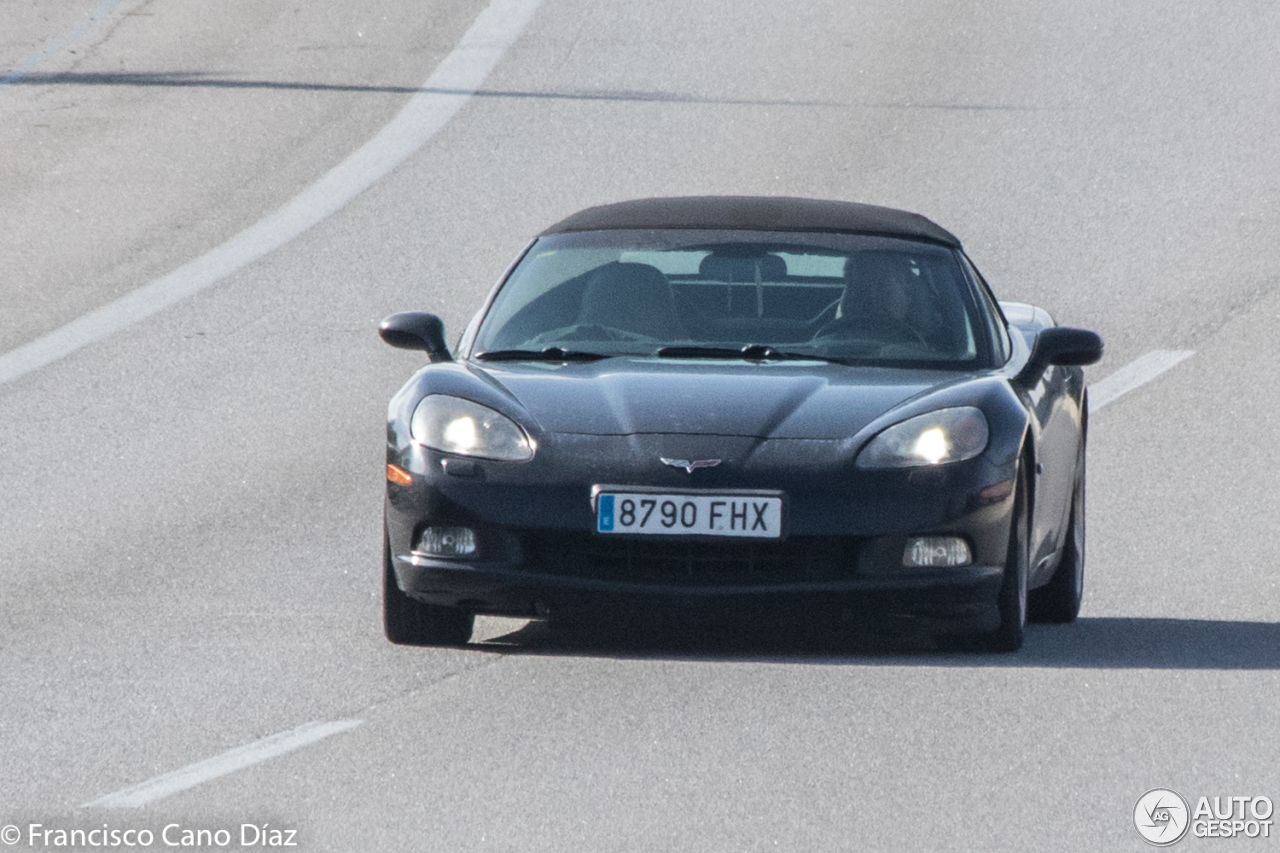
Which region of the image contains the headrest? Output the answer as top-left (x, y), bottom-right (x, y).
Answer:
top-left (588, 261), bottom-right (670, 290)
top-left (845, 252), bottom-right (917, 284)
top-left (699, 253), bottom-right (787, 282)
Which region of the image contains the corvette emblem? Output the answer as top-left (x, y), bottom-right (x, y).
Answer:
top-left (660, 457), bottom-right (722, 474)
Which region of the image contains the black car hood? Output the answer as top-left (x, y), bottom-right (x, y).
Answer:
top-left (482, 359), bottom-right (963, 439)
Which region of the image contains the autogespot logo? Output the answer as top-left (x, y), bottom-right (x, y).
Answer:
top-left (1135, 788), bottom-right (1191, 846)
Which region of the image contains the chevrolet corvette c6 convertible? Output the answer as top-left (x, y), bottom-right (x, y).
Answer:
top-left (378, 196), bottom-right (1102, 651)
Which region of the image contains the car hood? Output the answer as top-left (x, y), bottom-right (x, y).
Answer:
top-left (482, 359), bottom-right (964, 439)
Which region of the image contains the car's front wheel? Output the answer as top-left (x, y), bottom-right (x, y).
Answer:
top-left (936, 460), bottom-right (1029, 653)
top-left (1029, 445), bottom-right (1085, 623)
top-left (986, 461), bottom-right (1030, 652)
top-left (383, 531), bottom-right (474, 647)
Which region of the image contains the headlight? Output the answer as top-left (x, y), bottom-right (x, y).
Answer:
top-left (410, 395), bottom-right (534, 461)
top-left (856, 407), bottom-right (989, 469)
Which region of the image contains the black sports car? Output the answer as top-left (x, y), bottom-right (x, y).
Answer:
top-left (379, 197), bottom-right (1102, 651)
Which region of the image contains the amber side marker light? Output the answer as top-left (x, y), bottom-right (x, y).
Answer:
top-left (978, 479), bottom-right (1015, 503)
top-left (386, 464), bottom-right (413, 486)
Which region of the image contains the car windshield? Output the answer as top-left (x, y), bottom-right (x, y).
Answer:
top-left (471, 229), bottom-right (990, 368)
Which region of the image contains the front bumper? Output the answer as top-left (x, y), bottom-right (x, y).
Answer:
top-left (384, 430), bottom-right (1019, 634)
top-left (392, 550), bottom-right (1004, 633)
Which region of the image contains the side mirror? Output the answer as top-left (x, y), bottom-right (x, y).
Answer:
top-left (1015, 326), bottom-right (1103, 386)
top-left (379, 312), bottom-right (453, 363)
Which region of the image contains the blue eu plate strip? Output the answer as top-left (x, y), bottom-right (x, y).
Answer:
top-left (597, 495), bottom-right (615, 532)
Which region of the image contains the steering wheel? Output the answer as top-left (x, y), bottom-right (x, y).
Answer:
top-left (526, 323), bottom-right (654, 346)
top-left (815, 315), bottom-right (928, 347)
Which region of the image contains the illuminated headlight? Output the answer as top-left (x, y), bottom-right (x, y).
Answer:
top-left (856, 407), bottom-right (989, 469)
top-left (903, 536), bottom-right (972, 567)
top-left (410, 395), bottom-right (533, 461)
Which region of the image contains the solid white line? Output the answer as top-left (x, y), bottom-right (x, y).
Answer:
top-left (1090, 349), bottom-right (1195, 411)
top-left (83, 720), bottom-right (362, 809)
top-left (0, 0), bottom-right (544, 388)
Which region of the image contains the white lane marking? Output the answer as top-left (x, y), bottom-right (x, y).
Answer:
top-left (1090, 349), bottom-right (1195, 411)
top-left (0, 0), bottom-right (126, 86)
top-left (0, 0), bottom-right (544, 387)
top-left (83, 720), bottom-right (362, 809)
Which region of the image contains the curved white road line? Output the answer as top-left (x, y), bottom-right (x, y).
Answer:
top-left (0, 0), bottom-right (544, 387)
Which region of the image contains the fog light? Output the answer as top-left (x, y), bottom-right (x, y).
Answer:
top-left (903, 536), bottom-right (971, 567)
top-left (417, 526), bottom-right (477, 557)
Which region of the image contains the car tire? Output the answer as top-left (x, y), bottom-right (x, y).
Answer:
top-left (545, 613), bottom-right (593, 638)
top-left (1029, 445), bottom-right (1085, 623)
top-left (383, 532), bottom-right (474, 647)
top-left (986, 460), bottom-right (1030, 652)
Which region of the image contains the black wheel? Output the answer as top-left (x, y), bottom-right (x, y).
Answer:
top-left (1029, 445), bottom-right (1085, 623)
top-left (986, 461), bottom-right (1030, 652)
top-left (545, 613), bottom-right (591, 637)
top-left (383, 532), bottom-right (474, 647)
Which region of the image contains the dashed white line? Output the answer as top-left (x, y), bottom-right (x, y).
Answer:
top-left (0, 0), bottom-right (545, 388)
top-left (1089, 349), bottom-right (1195, 411)
top-left (83, 720), bottom-right (363, 809)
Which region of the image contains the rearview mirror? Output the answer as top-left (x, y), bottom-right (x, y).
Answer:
top-left (379, 312), bottom-right (453, 363)
top-left (1015, 326), bottom-right (1103, 386)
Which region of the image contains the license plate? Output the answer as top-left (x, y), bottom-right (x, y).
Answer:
top-left (595, 490), bottom-right (784, 539)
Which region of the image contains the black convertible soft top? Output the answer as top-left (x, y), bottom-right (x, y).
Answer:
top-left (540, 196), bottom-right (961, 248)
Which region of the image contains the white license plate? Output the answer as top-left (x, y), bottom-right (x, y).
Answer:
top-left (595, 491), bottom-right (784, 539)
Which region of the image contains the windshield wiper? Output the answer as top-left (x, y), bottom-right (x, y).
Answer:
top-left (474, 347), bottom-right (611, 362)
top-left (656, 344), bottom-right (846, 364)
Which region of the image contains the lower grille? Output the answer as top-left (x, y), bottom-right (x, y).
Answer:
top-left (521, 531), bottom-right (860, 585)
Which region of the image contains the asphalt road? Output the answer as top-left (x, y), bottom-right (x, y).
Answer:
top-left (2, 0), bottom-right (1278, 850)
